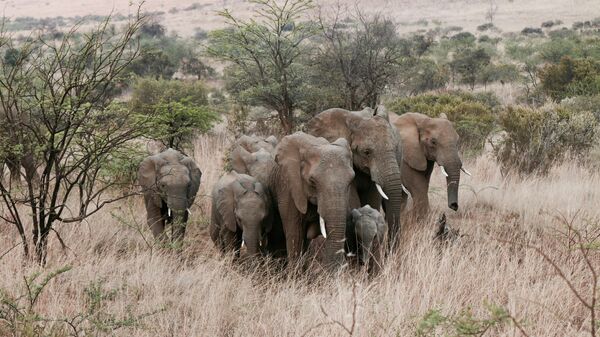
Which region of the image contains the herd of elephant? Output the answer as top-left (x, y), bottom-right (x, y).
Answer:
top-left (137, 106), bottom-right (468, 271)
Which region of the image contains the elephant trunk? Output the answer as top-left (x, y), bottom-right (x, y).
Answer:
top-left (242, 229), bottom-right (261, 257)
top-left (319, 198), bottom-right (348, 271)
top-left (375, 151), bottom-right (403, 247)
top-left (441, 160), bottom-right (461, 211)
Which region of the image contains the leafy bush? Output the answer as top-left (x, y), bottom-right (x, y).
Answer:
top-left (387, 91), bottom-right (497, 153)
top-left (560, 94), bottom-right (600, 120)
top-left (477, 23), bottom-right (495, 31)
top-left (494, 105), bottom-right (598, 175)
top-left (538, 56), bottom-right (600, 101)
top-left (450, 47), bottom-right (492, 89)
top-left (130, 79), bottom-right (219, 150)
top-left (521, 27), bottom-right (544, 36)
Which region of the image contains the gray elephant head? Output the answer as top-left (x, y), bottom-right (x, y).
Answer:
top-left (138, 148), bottom-right (201, 241)
top-left (348, 205), bottom-right (387, 266)
top-left (273, 132), bottom-right (355, 269)
top-left (213, 172), bottom-right (272, 256)
top-left (307, 107), bottom-right (403, 242)
top-left (230, 147), bottom-right (275, 188)
top-left (392, 112), bottom-right (464, 211)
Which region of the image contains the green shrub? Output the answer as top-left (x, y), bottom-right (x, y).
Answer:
top-left (494, 105), bottom-right (598, 175)
top-left (538, 56), bottom-right (600, 101)
top-left (560, 94), bottom-right (600, 119)
top-left (387, 91), bottom-right (497, 153)
top-left (130, 79), bottom-right (219, 150)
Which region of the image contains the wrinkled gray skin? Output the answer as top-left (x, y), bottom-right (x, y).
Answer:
top-left (229, 141), bottom-right (286, 257)
top-left (389, 112), bottom-right (463, 217)
top-left (270, 132), bottom-right (355, 270)
top-left (210, 172), bottom-right (272, 257)
top-left (230, 147), bottom-right (275, 188)
top-left (347, 205), bottom-right (387, 270)
top-left (138, 149), bottom-right (202, 243)
top-left (307, 106), bottom-right (404, 246)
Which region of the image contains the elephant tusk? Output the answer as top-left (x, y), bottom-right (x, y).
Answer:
top-left (461, 167), bottom-right (472, 176)
top-left (401, 184), bottom-right (410, 195)
top-left (319, 216), bottom-right (327, 239)
top-left (376, 184), bottom-right (389, 200)
top-left (187, 208), bottom-right (192, 215)
top-left (440, 166), bottom-right (449, 177)
top-left (167, 208), bottom-right (171, 217)
top-left (346, 252), bottom-right (356, 257)
top-left (241, 240), bottom-right (246, 248)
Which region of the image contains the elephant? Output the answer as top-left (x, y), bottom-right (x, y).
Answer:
top-left (389, 112), bottom-right (469, 218)
top-left (229, 134), bottom-right (277, 167)
top-left (138, 148), bottom-right (202, 243)
top-left (230, 147), bottom-right (275, 188)
top-left (210, 171), bottom-right (273, 257)
top-left (306, 106), bottom-right (404, 246)
top-left (270, 132), bottom-right (355, 270)
top-left (346, 205), bottom-right (387, 270)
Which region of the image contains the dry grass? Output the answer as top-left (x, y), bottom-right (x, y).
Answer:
top-left (1, 132), bottom-right (599, 336)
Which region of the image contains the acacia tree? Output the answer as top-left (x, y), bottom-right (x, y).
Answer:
top-left (0, 10), bottom-right (147, 264)
top-left (314, 8), bottom-right (409, 110)
top-left (208, 0), bottom-right (316, 134)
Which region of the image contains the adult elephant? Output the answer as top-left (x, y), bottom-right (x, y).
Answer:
top-left (389, 112), bottom-right (470, 218)
top-left (270, 132), bottom-right (355, 270)
top-left (138, 148), bottom-right (202, 243)
top-left (306, 107), bottom-right (404, 245)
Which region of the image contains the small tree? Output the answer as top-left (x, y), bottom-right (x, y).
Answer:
top-left (130, 78), bottom-right (219, 151)
top-left (450, 47), bottom-right (492, 90)
top-left (208, 0), bottom-right (316, 134)
top-left (314, 8), bottom-right (410, 110)
top-left (0, 9), bottom-right (148, 264)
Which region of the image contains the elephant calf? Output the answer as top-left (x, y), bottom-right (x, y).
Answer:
top-left (210, 172), bottom-right (273, 257)
top-left (346, 205), bottom-right (387, 271)
top-left (138, 149), bottom-right (202, 244)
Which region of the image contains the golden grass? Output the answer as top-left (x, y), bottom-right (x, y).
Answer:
top-left (1, 132), bottom-right (599, 336)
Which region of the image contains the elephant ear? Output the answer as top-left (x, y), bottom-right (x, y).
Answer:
top-left (181, 157), bottom-right (202, 206)
top-left (307, 108), bottom-right (353, 143)
top-left (217, 179), bottom-right (237, 232)
top-left (230, 146), bottom-right (253, 174)
top-left (396, 114), bottom-right (428, 171)
top-left (374, 105), bottom-right (389, 121)
top-left (138, 156), bottom-right (158, 191)
top-left (439, 112), bottom-right (448, 119)
top-left (275, 135), bottom-right (307, 214)
top-left (265, 136), bottom-right (278, 148)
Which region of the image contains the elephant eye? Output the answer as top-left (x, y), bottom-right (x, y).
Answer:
top-left (309, 177), bottom-right (317, 187)
top-left (363, 148), bottom-right (372, 156)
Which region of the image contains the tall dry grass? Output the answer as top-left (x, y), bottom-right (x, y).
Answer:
top-left (0, 132), bottom-right (599, 336)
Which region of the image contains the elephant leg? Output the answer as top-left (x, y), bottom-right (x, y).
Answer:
top-left (220, 228), bottom-right (239, 254)
top-left (21, 153), bottom-right (39, 188)
top-left (145, 197), bottom-right (166, 242)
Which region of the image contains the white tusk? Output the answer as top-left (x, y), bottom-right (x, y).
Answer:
top-left (461, 167), bottom-right (472, 176)
top-left (259, 241), bottom-right (262, 247)
top-left (346, 252), bottom-right (356, 257)
top-left (241, 240), bottom-right (245, 248)
top-left (440, 166), bottom-right (449, 177)
top-left (401, 184), bottom-right (410, 195)
top-left (187, 208), bottom-right (192, 215)
top-left (376, 184), bottom-right (389, 200)
top-left (167, 208), bottom-right (171, 217)
top-left (319, 216), bottom-right (327, 239)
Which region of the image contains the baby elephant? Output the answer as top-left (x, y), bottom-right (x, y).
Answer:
top-left (347, 205), bottom-right (387, 270)
top-left (210, 172), bottom-right (273, 257)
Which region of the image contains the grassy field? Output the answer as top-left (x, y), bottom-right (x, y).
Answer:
top-left (1, 130), bottom-right (599, 336)
top-left (1, 0), bottom-right (599, 36)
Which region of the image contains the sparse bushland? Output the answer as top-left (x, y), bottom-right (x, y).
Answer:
top-left (1, 133), bottom-right (599, 336)
top-left (493, 104), bottom-right (598, 176)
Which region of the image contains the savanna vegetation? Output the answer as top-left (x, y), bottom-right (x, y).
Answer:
top-left (1, 0), bottom-right (600, 336)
